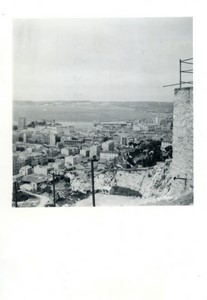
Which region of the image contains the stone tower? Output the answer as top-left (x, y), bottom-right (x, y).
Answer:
top-left (170, 87), bottom-right (193, 196)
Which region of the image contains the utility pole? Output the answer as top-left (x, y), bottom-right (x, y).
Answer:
top-left (53, 173), bottom-right (56, 207)
top-left (91, 159), bottom-right (96, 207)
top-left (14, 181), bottom-right (18, 208)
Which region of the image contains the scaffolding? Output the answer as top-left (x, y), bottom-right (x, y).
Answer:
top-left (163, 58), bottom-right (193, 89)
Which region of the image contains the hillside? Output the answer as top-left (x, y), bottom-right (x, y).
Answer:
top-left (70, 159), bottom-right (193, 206)
top-left (13, 100), bottom-right (173, 123)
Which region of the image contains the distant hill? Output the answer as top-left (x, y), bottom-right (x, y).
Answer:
top-left (13, 100), bottom-right (173, 123)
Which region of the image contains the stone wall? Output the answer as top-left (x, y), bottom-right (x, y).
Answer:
top-left (114, 161), bottom-right (173, 199)
top-left (170, 87), bottom-right (193, 196)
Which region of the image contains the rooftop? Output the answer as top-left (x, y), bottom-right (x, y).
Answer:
top-left (101, 151), bottom-right (119, 154)
top-left (102, 140), bottom-right (114, 144)
top-left (30, 152), bottom-right (44, 157)
top-left (22, 173), bottom-right (52, 183)
top-left (20, 165), bottom-right (32, 170)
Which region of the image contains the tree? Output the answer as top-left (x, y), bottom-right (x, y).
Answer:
top-left (16, 146), bottom-right (25, 151)
top-left (45, 186), bottom-right (52, 194)
top-left (27, 121), bottom-right (36, 128)
top-left (48, 158), bottom-right (55, 162)
top-left (56, 136), bottom-right (61, 143)
top-left (165, 146), bottom-right (173, 158)
top-left (64, 176), bottom-right (71, 183)
top-left (152, 148), bottom-right (162, 163)
top-left (126, 156), bottom-right (135, 166)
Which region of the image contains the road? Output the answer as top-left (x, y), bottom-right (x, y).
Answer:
top-left (20, 187), bottom-right (51, 207)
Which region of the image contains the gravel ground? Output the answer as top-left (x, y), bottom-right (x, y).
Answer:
top-left (72, 192), bottom-right (193, 207)
top-left (72, 193), bottom-right (157, 207)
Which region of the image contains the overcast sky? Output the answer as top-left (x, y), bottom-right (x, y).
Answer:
top-left (13, 18), bottom-right (192, 102)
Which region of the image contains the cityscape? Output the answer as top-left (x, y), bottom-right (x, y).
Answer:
top-left (13, 101), bottom-right (174, 207)
top-left (12, 18), bottom-right (193, 207)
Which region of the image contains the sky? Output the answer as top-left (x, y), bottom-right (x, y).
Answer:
top-left (13, 18), bottom-right (193, 102)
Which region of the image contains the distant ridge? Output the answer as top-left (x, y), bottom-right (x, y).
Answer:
top-left (13, 100), bottom-right (173, 123)
top-left (13, 100), bottom-right (173, 103)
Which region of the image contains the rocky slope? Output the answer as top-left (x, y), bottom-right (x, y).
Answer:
top-left (69, 159), bottom-right (193, 205)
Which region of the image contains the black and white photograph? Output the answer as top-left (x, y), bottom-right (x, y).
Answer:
top-left (12, 17), bottom-right (193, 207)
top-left (1, 2), bottom-right (207, 300)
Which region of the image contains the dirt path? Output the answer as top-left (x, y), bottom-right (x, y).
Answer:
top-left (20, 187), bottom-right (51, 207)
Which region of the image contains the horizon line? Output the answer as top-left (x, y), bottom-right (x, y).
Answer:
top-left (13, 99), bottom-right (173, 103)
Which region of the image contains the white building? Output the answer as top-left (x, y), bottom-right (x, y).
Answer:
top-left (80, 148), bottom-right (90, 157)
top-left (154, 116), bottom-right (161, 125)
top-left (133, 123), bottom-right (148, 132)
top-left (18, 117), bottom-right (26, 130)
top-left (102, 140), bottom-right (115, 152)
top-left (57, 126), bottom-right (71, 135)
top-left (90, 145), bottom-right (101, 158)
top-left (26, 147), bottom-right (33, 154)
top-left (34, 165), bottom-right (49, 176)
top-left (132, 123), bottom-right (142, 131)
top-left (49, 132), bottom-right (56, 145)
top-left (23, 132), bottom-right (27, 143)
top-left (120, 135), bottom-right (128, 146)
top-left (65, 155), bottom-right (77, 167)
top-left (19, 165), bottom-right (33, 176)
top-left (53, 160), bottom-right (65, 170)
top-left (61, 135), bottom-right (72, 142)
top-left (61, 147), bottom-right (72, 156)
top-left (100, 151), bottom-right (119, 161)
top-left (22, 174), bottom-right (52, 191)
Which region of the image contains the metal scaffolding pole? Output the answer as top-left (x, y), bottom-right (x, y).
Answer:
top-left (163, 58), bottom-right (193, 89)
top-left (179, 59), bottom-right (182, 89)
top-left (91, 159), bottom-right (96, 207)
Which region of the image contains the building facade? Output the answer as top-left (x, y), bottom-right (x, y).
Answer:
top-left (102, 140), bottom-right (115, 152)
top-left (90, 145), bottom-right (101, 159)
top-left (18, 117), bottom-right (26, 130)
top-left (100, 151), bottom-right (119, 161)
